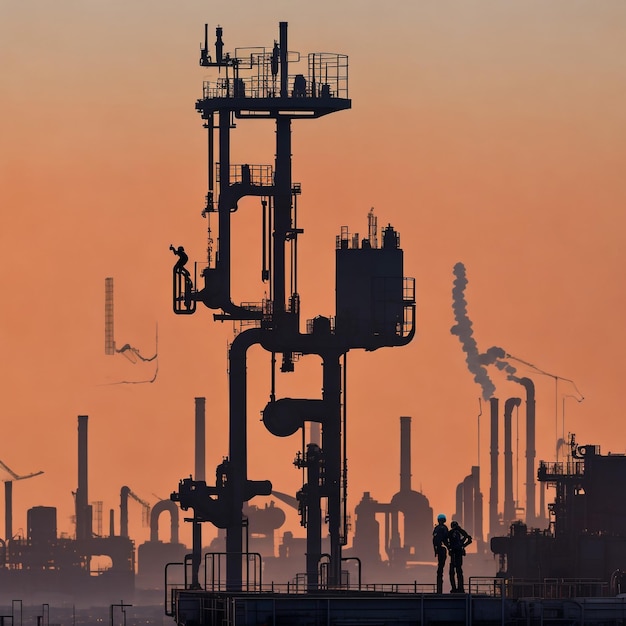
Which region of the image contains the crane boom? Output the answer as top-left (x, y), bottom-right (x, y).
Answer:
top-left (0, 459), bottom-right (44, 481)
top-left (128, 488), bottom-right (151, 526)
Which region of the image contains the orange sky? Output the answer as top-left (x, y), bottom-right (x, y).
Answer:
top-left (1, 1), bottom-right (626, 551)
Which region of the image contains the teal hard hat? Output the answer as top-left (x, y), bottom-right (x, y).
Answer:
top-left (437, 513), bottom-right (446, 522)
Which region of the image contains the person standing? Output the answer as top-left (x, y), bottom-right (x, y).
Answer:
top-left (432, 513), bottom-right (449, 594)
top-left (448, 520), bottom-right (472, 593)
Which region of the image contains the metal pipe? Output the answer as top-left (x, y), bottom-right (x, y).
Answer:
top-left (489, 398), bottom-right (499, 538)
top-left (120, 486), bottom-right (130, 538)
top-left (195, 397), bottom-right (206, 482)
top-left (226, 328), bottom-right (264, 590)
top-left (520, 378), bottom-right (536, 526)
top-left (472, 465), bottom-right (484, 546)
top-left (504, 398), bottom-right (521, 528)
top-left (400, 416), bottom-right (412, 492)
top-left (76, 415), bottom-right (91, 541)
top-left (4, 482), bottom-right (12, 541)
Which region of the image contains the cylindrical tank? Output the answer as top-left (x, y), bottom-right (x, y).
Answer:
top-left (27, 506), bottom-right (57, 545)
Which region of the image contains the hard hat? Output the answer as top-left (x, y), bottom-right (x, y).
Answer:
top-left (437, 513), bottom-right (446, 522)
top-left (451, 520), bottom-right (459, 528)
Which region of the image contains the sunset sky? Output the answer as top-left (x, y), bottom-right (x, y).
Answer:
top-left (1, 1), bottom-right (626, 553)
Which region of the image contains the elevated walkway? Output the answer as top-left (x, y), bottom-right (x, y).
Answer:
top-left (167, 577), bottom-right (626, 625)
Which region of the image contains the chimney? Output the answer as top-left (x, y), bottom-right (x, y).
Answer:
top-left (454, 466), bottom-right (482, 543)
top-left (76, 415), bottom-right (92, 541)
top-left (472, 465), bottom-right (484, 547)
top-left (462, 473), bottom-right (474, 536)
top-left (400, 416), bottom-right (411, 492)
top-left (195, 398), bottom-right (206, 482)
top-left (489, 398), bottom-right (499, 537)
top-left (504, 398), bottom-right (521, 528)
top-left (520, 378), bottom-right (536, 526)
top-left (120, 486), bottom-right (130, 538)
top-left (5, 482), bottom-right (12, 541)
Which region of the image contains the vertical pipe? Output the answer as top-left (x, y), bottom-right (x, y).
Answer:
top-left (5, 482), bottom-right (12, 541)
top-left (273, 119), bottom-right (291, 315)
top-left (207, 113), bottom-right (214, 197)
top-left (76, 415), bottom-right (90, 541)
top-left (520, 378), bottom-right (536, 526)
top-left (226, 328), bottom-right (263, 590)
top-left (120, 486), bottom-right (129, 539)
top-left (305, 444), bottom-right (322, 590)
top-left (399, 416), bottom-right (411, 492)
top-left (462, 474), bottom-right (474, 537)
top-left (273, 22), bottom-right (292, 316)
top-left (504, 398), bottom-right (521, 528)
top-left (489, 398), bottom-right (499, 538)
top-left (455, 482), bottom-right (463, 524)
top-left (193, 397), bottom-right (206, 590)
top-left (322, 352), bottom-right (343, 587)
top-left (195, 398), bottom-right (206, 482)
top-left (217, 108), bottom-right (231, 281)
top-left (472, 465), bottom-right (484, 546)
top-left (109, 508), bottom-right (115, 537)
top-left (279, 22), bottom-right (288, 98)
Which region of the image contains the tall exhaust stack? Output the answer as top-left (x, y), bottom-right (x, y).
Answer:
top-left (400, 416), bottom-right (411, 492)
top-left (472, 465), bottom-right (484, 548)
top-left (489, 398), bottom-right (499, 537)
top-left (503, 398), bottom-right (521, 528)
top-left (191, 398), bottom-right (206, 590)
top-left (195, 397), bottom-right (206, 482)
top-left (76, 415), bottom-right (92, 541)
top-left (520, 378), bottom-right (536, 526)
top-left (5, 482), bottom-right (12, 541)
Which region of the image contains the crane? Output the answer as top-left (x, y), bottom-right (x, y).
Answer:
top-left (104, 277), bottom-right (158, 384)
top-left (129, 489), bottom-right (151, 527)
top-left (0, 459), bottom-right (44, 540)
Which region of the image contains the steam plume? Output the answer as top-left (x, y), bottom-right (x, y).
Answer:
top-left (450, 262), bottom-right (516, 400)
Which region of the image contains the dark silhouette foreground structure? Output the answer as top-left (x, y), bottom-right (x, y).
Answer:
top-left (159, 20), bottom-right (626, 626)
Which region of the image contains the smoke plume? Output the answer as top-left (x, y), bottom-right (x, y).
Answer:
top-left (450, 262), bottom-right (516, 400)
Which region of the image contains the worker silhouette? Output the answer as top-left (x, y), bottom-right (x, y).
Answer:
top-left (448, 520), bottom-right (472, 593)
top-left (432, 513), bottom-right (449, 594)
top-left (170, 244), bottom-right (190, 277)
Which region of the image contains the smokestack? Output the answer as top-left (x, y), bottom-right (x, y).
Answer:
top-left (462, 473), bottom-right (474, 537)
top-left (109, 508), bottom-right (115, 537)
top-left (520, 378), bottom-right (536, 526)
top-left (76, 415), bottom-right (92, 541)
top-left (504, 398), bottom-right (521, 528)
top-left (489, 398), bottom-right (499, 537)
top-left (400, 416), bottom-right (411, 492)
top-left (5, 482), bottom-right (12, 541)
top-left (454, 467), bottom-right (482, 546)
top-left (195, 398), bottom-right (206, 482)
top-left (120, 486), bottom-right (130, 538)
top-left (472, 465), bottom-right (484, 546)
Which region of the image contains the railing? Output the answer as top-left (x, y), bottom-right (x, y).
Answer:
top-left (200, 73), bottom-right (339, 101)
top-left (538, 460), bottom-right (585, 479)
top-left (467, 576), bottom-right (610, 599)
top-left (169, 573), bottom-right (613, 605)
top-left (201, 54), bottom-right (348, 101)
top-left (203, 552), bottom-right (263, 592)
top-left (215, 163), bottom-right (274, 186)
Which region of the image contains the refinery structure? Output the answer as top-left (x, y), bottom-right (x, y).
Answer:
top-left (2, 20), bottom-right (626, 626)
